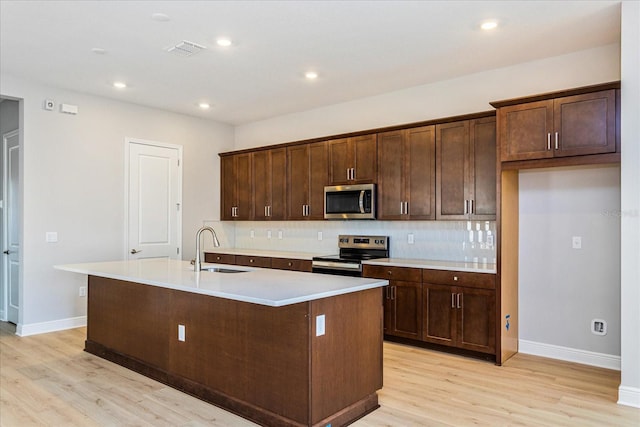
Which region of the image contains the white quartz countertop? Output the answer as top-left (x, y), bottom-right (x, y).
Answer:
top-left (55, 259), bottom-right (388, 307)
top-left (205, 248), bottom-right (324, 260)
top-left (362, 258), bottom-right (496, 274)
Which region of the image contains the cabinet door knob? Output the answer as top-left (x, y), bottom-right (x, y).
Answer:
top-left (453, 276), bottom-right (458, 281)
top-left (249, 259), bottom-right (254, 263)
top-left (288, 262), bottom-right (293, 267)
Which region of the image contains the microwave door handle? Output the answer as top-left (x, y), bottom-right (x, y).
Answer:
top-left (359, 190), bottom-right (365, 213)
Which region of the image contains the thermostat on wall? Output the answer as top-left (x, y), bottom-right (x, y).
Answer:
top-left (60, 103), bottom-right (78, 115)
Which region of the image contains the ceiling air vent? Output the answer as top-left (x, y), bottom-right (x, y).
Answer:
top-left (167, 40), bottom-right (206, 57)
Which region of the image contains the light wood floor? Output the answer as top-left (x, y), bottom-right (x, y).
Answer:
top-left (1, 323), bottom-right (638, 426)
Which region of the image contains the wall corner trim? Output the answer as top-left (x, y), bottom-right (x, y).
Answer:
top-left (617, 386), bottom-right (640, 408)
top-left (16, 316), bottom-right (87, 337)
top-left (519, 339), bottom-right (621, 370)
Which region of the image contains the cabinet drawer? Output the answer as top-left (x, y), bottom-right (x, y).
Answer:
top-left (235, 255), bottom-right (272, 268)
top-left (271, 258), bottom-right (312, 272)
top-left (363, 265), bottom-right (422, 282)
top-left (422, 269), bottom-right (495, 290)
top-left (204, 253), bottom-right (236, 265)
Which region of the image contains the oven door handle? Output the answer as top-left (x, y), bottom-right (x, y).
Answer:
top-left (359, 190), bottom-right (365, 214)
top-left (312, 260), bottom-right (362, 271)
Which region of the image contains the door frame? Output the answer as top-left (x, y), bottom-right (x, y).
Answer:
top-left (124, 137), bottom-right (183, 260)
top-left (2, 129), bottom-right (20, 322)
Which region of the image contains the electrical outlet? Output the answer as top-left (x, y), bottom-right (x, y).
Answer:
top-left (408, 233), bottom-right (415, 244)
top-left (267, 230), bottom-right (272, 239)
top-left (45, 231), bottom-right (58, 243)
top-left (79, 287), bottom-right (87, 297)
top-left (317, 231), bottom-right (323, 241)
top-left (316, 315), bottom-right (325, 337)
top-left (572, 236), bottom-right (582, 249)
top-left (278, 230), bottom-right (283, 240)
top-left (250, 230), bottom-right (255, 238)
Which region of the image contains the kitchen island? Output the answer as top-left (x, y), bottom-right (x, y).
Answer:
top-left (56, 259), bottom-right (388, 427)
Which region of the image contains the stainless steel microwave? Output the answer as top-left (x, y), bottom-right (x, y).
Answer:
top-left (324, 184), bottom-right (376, 220)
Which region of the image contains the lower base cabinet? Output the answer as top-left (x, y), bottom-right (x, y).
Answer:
top-left (423, 283), bottom-right (496, 354)
top-left (365, 264), bottom-right (496, 357)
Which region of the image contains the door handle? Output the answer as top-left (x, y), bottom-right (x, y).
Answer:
top-left (130, 249), bottom-right (142, 254)
top-left (3, 250), bottom-right (10, 255)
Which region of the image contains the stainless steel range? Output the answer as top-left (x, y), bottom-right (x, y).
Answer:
top-left (312, 235), bottom-right (389, 277)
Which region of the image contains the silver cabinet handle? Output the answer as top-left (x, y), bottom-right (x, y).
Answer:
top-left (400, 202), bottom-right (404, 215)
top-left (351, 168), bottom-right (356, 180)
top-left (347, 168), bottom-right (350, 181)
top-left (130, 249), bottom-right (142, 254)
top-left (302, 205), bottom-right (306, 216)
top-left (469, 200), bottom-right (474, 215)
top-left (451, 293), bottom-right (456, 308)
top-left (405, 201), bottom-right (409, 215)
top-left (391, 286), bottom-right (396, 300)
top-left (264, 206), bottom-right (268, 217)
top-left (547, 133), bottom-right (551, 150)
top-left (464, 200), bottom-right (469, 215)
top-left (457, 293), bottom-right (462, 309)
top-left (555, 132), bottom-right (559, 150)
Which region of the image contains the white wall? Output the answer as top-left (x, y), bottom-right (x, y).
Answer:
top-left (235, 44), bottom-right (619, 149)
top-left (619, 0), bottom-right (640, 408)
top-left (233, 44), bottom-right (623, 361)
top-left (519, 165), bottom-right (621, 359)
top-left (0, 75), bottom-right (234, 333)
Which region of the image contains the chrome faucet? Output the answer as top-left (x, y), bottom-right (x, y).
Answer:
top-left (194, 226), bottom-right (220, 272)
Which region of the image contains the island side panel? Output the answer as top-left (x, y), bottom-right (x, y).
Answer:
top-left (168, 289), bottom-right (311, 425)
top-left (310, 287), bottom-right (383, 425)
top-left (87, 276), bottom-right (171, 371)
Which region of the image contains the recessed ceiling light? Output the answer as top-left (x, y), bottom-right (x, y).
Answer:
top-left (151, 13), bottom-right (170, 22)
top-left (305, 71), bottom-right (318, 80)
top-left (198, 102), bottom-right (211, 109)
top-left (216, 38), bottom-right (232, 47)
top-left (480, 21), bottom-right (498, 31)
top-left (113, 82), bottom-right (127, 89)
top-left (91, 47), bottom-right (106, 55)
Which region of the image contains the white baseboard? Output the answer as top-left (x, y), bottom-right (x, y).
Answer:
top-left (16, 316), bottom-right (87, 337)
top-left (618, 386), bottom-right (640, 408)
top-left (519, 339), bottom-right (621, 370)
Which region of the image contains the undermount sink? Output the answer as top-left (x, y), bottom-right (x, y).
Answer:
top-left (201, 267), bottom-right (247, 273)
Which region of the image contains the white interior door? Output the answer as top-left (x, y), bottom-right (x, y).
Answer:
top-left (3, 130), bottom-right (20, 323)
top-left (127, 140), bottom-right (182, 260)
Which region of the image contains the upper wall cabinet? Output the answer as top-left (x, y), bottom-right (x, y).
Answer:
top-left (377, 126), bottom-right (436, 220)
top-left (492, 83), bottom-right (619, 166)
top-left (328, 134), bottom-right (377, 185)
top-left (252, 148), bottom-right (287, 220)
top-left (287, 142), bottom-right (328, 220)
top-left (221, 153), bottom-right (252, 220)
top-left (436, 117), bottom-right (496, 220)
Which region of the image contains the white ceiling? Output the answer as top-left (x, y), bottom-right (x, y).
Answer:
top-left (0, 1), bottom-right (621, 125)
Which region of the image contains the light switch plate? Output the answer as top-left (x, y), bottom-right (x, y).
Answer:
top-left (408, 233), bottom-right (415, 244)
top-left (572, 236), bottom-right (582, 249)
top-left (178, 324), bottom-right (186, 342)
top-left (45, 232), bottom-right (58, 243)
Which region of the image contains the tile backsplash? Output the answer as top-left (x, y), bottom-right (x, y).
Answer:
top-left (204, 220), bottom-right (496, 264)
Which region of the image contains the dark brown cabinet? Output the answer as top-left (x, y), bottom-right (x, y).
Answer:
top-left (377, 126), bottom-right (436, 220)
top-left (271, 257), bottom-right (312, 272)
top-left (328, 134), bottom-right (377, 185)
top-left (436, 117), bottom-right (496, 220)
top-left (499, 90), bottom-right (616, 162)
top-left (422, 270), bottom-right (496, 354)
top-left (252, 148), bottom-right (286, 220)
top-left (234, 255), bottom-right (272, 268)
top-left (204, 252), bottom-right (237, 264)
top-left (287, 142), bottom-right (328, 220)
top-left (363, 265), bottom-right (422, 340)
top-left (221, 153), bottom-right (252, 220)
